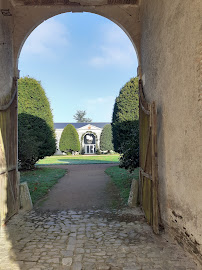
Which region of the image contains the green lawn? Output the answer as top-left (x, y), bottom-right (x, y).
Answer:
top-left (37, 154), bottom-right (120, 165)
top-left (20, 167), bottom-right (66, 204)
top-left (105, 166), bottom-right (139, 205)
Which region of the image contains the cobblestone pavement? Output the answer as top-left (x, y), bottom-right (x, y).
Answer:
top-left (0, 208), bottom-right (200, 270)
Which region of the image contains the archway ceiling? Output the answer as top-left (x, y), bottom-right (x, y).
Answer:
top-left (12, 0), bottom-right (139, 6)
top-left (9, 0), bottom-right (140, 70)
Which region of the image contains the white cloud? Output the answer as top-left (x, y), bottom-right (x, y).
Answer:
top-left (86, 96), bottom-right (115, 105)
top-left (89, 24), bottom-right (136, 68)
top-left (21, 18), bottom-right (69, 57)
top-left (84, 96), bottom-right (116, 121)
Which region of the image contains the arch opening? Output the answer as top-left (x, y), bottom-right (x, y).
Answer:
top-left (16, 10), bottom-right (140, 70)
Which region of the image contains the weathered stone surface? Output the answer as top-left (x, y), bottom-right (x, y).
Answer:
top-left (62, 257), bottom-right (72, 266)
top-left (19, 182), bottom-right (33, 211)
top-left (128, 179), bottom-right (139, 207)
top-left (0, 0), bottom-right (201, 263)
top-left (0, 209), bottom-right (200, 270)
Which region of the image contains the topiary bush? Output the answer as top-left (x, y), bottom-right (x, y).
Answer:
top-left (112, 77), bottom-right (139, 153)
top-left (18, 77), bottom-right (56, 170)
top-left (112, 77), bottom-right (139, 171)
top-left (100, 124), bottom-right (114, 152)
top-left (18, 114), bottom-right (56, 170)
top-left (59, 124), bottom-right (80, 153)
top-left (18, 77), bottom-right (55, 129)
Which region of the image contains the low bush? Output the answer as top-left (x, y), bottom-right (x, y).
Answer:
top-left (18, 113), bottom-right (56, 170)
top-left (59, 124), bottom-right (80, 154)
top-left (96, 149), bottom-right (102, 155)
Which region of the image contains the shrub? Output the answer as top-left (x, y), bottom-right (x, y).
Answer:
top-left (112, 77), bottom-right (139, 153)
top-left (96, 149), bottom-right (102, 155)
top-left (59, 124), bottom-right (80, 153)
top-left (18, 77), bottom-right (55, 129)
top-left (18, 114), bottom-right (56, 170)
top-left (18, 77), bottom-right (56, 169)
top-left (112, 77), bottom-right (139, 171)
top-left (119, 121), bottom-right (139, 172)
top-left (100, 124), bottom-right (114, 152)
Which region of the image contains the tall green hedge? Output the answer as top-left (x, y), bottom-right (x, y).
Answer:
top-left (112, 77), bottom-right (139, 171)
top-left (119, 120), bottom-right (139, 171)
top-left (112, 77), bottom-right (139, 153)
top-left (100, 124), bottom-right (114, 152)
top-left (18, 77), bottom-right (56, 169)
top-left (18, 77), bottom-right (54, 129)
top-left (59, 124), bottom-right (80, 153)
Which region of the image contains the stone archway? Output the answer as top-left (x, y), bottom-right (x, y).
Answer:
top-left (13, 5), bottom-right (140, 74)
top-left (0, 0), bottom-right (202, 262)
top-left (0, 1), bottom-right (141, 226)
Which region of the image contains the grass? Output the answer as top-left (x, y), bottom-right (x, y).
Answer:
top-left (105, 166), bottom-right (139, 205)
top-left (20, 167), bottom-right (66, 204)
top-left (37, 154), bottom-right (120, 165)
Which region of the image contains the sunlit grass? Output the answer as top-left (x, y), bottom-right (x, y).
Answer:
top-left (20, 167), bottom-right (66, 204)
top-left (105, 166), bottom-right (139, 205)
top-left (37, 154), bottom-right (120, 165)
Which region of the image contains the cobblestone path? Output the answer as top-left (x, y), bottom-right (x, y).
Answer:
top-left (0, 209), bottom-right (199, 270)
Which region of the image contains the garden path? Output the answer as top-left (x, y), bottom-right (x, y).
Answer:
top-left (0, 164), bottom-right (200, 270)
top-left (38, 164), bottom-right (117, 211)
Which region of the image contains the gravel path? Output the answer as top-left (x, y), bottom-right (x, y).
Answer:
top-left (0, 164), bottom-right (200, 270)
top-left (38, 164), bottom-right (117, 211)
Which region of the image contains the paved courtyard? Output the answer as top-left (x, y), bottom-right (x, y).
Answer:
top-left (0, 208), bottom-right (200, 270)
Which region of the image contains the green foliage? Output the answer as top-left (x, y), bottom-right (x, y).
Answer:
top-left (112, 77), bottom-right (139, 153)
top-left (73, 110), bottom-right (92, 122)
top-left (119, 121), bottom-right (139, 171)
top-left (100, 124), bottom-right (114, 152)
top-left (112, 77), bottom-right (139, 171)
top-left (18, 77), bottom-right (56, 169)
top-left (20, 167), bottom-right (66, 204)
top-left (105, 166), bottom-right (139, 205)
top-left (18, 114), bottom-right (56, 170)
top-left (96, 149), bottom-right (102, 155)
top-left (59, 124), bottom-right (80, 153)
top-left (18, 77), bottom-right (54, 129)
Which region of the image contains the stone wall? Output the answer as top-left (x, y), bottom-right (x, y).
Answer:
top-left (140, 0), bottom-right (202, 262)
top-left (0, 0), bottom-right (201, 263)
top-left (0, 1), bottom-right (14, 103)
top-left (12, 4), bottom-right (140, 68)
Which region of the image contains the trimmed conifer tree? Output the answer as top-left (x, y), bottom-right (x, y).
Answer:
top-left (18, 114), bottom-right (56, 170)
top-left (100, 124), bottom-right (114, 152)
top-left (112, 77), bottom-right (139, 153)
top-left (59, 124), bottom-right (80, 153)
top-left (18, 77), bottom-right (54, 128)
top-left (18, 77), bottom-right (56, 169)
top-left (112, 77), bottom-right (139, 170)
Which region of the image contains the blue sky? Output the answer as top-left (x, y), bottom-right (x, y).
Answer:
top-left (19, 12), bottom-right (138, 123)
